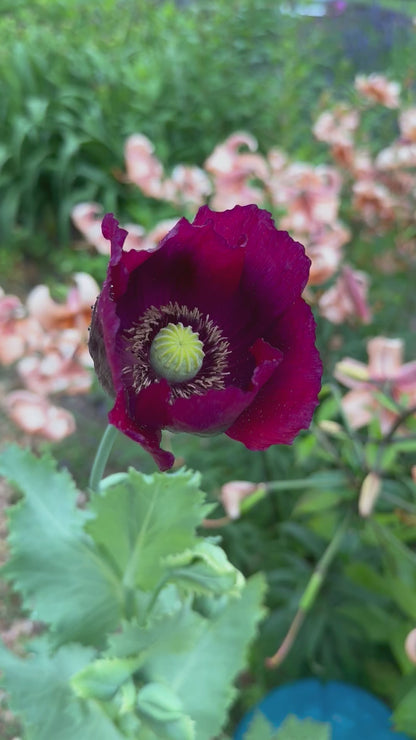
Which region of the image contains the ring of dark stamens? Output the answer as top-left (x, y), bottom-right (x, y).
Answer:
top-left (123, 301), bottom-right (230, 400)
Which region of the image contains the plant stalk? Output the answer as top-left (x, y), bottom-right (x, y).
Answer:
top-left (266, 511), bottom-right (351, 669)
top-left (89, 424), bottom-right (118, 492)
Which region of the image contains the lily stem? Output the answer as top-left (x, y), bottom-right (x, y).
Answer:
top-left (266, 511), bottom-right (351, 669)
top-left (89, 424), bottom-right (118, 492)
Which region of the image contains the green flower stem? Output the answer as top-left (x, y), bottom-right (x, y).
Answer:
top-left (89, 424), bottom-right (118, 492)
top-left (143, 575), bottom-right (170, 622)
top-left (298, 572), bottom-right (324, 612)
top-left (239, 486), bottom-right (268, 514)
top-left (266, 511), bottom-right (351, 669)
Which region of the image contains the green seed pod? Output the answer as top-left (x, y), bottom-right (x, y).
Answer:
top-left (136, 682), bottom-right (184, 722)
top-left (149, 322), bottom-right (204, 383)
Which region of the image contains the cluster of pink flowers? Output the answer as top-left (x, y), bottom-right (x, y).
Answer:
top-left (0, 274), bottom-right (98, 441)
top-left (314, 76), bottom-right (416, 239)
top-left (69, 74), bottom-right (413, 330)
top-left (68, 73), bottom-right (416, 439)
top-left (3, 74), bottom-right (412, 444)
top-left (335, 336), bottom-right (416, 434)
top-left (73, 131), bottom-right (354, 300)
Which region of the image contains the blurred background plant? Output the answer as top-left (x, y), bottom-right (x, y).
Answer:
top-left (1, 0), bottom-right (416, 738)
top-left (1, 0), bottom-right (415, 276)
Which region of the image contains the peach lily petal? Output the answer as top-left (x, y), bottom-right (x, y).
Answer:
top-left (319, 266), bottom-right (371, 324)
top-left (4, 391), bottom-right (76, 441)
top-left (0, 290), bottom-right (44, 365)
top-left (335, 337), bottom-right (416, 432)
top-left (169, 165), bottom-right (212, 206)
top-left (355, 74), bottom-right (401, 108)
top-left (27, 273), bottom-right (99, 333)
top-left (339, 388), bottom-right (376, 429)
top-left (72, 202), bottom-right (111, 254)
top-left (205, 132), bottom-right (268, 210)
top-left (399, 108), bottom-right (416, 143)
top-left (367, 337), bottom-right (404, 378)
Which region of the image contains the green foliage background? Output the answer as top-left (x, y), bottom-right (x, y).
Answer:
top-left (1, 0), bottom-right (415, 264)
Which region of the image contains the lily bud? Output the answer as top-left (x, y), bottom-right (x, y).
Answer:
top-left (358, 472), bottom-right (381, 517)
top-left (318, 420), bottom-right (344, 437)
top-left (405, 628), bottom-right (416, 664)
top-left (335, 359), bottom-right (370, 382)
top-left (220, 480), bottom-right (259, 519)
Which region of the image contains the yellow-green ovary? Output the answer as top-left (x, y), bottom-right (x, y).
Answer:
top-left (149, 322), bottom-right (204, 383)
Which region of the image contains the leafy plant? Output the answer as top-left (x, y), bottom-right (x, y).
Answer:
top-left (243, 712), bottom-right (330, 740)
top-left (0, 0), bottom-right (354, 254)
top-left (0, 446), bottom-right (265, 739)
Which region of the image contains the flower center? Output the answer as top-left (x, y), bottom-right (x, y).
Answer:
top-left (124, 302), bottom-right (230, 399)
top-left (149, 322), bottom-right (204, 383)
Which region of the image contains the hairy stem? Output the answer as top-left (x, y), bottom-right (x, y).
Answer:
top-left (89, 424), bottom-right (118, 492)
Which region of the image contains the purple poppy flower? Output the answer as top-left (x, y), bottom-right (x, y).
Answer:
top-left (89, 205), bottom-right (322, 470)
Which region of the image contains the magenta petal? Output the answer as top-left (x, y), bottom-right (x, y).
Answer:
top-left (118, 215), bottom-right (246, 323)
top-left (102, 213), bottom-right (128, 264)
top-left (193, 205), bottom-right (311, 321)
top-left (168, 339), bottom-right (282, 435)
top-left (94, 215), bottom-right (155, 391)
top-left (102, 214), bottom-right (154, 300)
top-left (250, 337), bottom-right (283, 378)
top-left (89, 206), bottom-right (322, 470)
top-left (169, 386), bottom-right (259, 435)
top-left (128, 380), bottom-right (172, 430)
top-left (162, 216), bottom-right (246, 295)
top-left (226, 299), bottom-right (322, 448)
top-left (109, 387), bottom-right (174, 471)
top-left (93, 288), bottom-right (123, 395)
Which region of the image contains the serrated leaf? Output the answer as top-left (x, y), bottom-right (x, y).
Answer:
top-left (137, 681), bottom-right (181, 717)
top-left (87, 468), bottom-right (210, 591)
top-left (107, 575), bottom-right (266, 739)
top-left (0, 638), bottom-right (124, 740)
top-left (142, 574), bottom-right (267, 740)
top-left (136, 705), bottom-right (195, 740)
top-left (108, 603), bottom-right (202, 661)
top-left (0, 446), bottom-right (122, 646)
top-left (243, 712), bottom-right (276, 740)
top-left (165, 540), bottom-right (244, 597)
top-left (277, 715), bottom-right (331, 740)
top-left (71, 655), bottom-right (144, 701)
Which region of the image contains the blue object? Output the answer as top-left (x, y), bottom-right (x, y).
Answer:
top-left (234, 679), bottom-right (411, 739)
